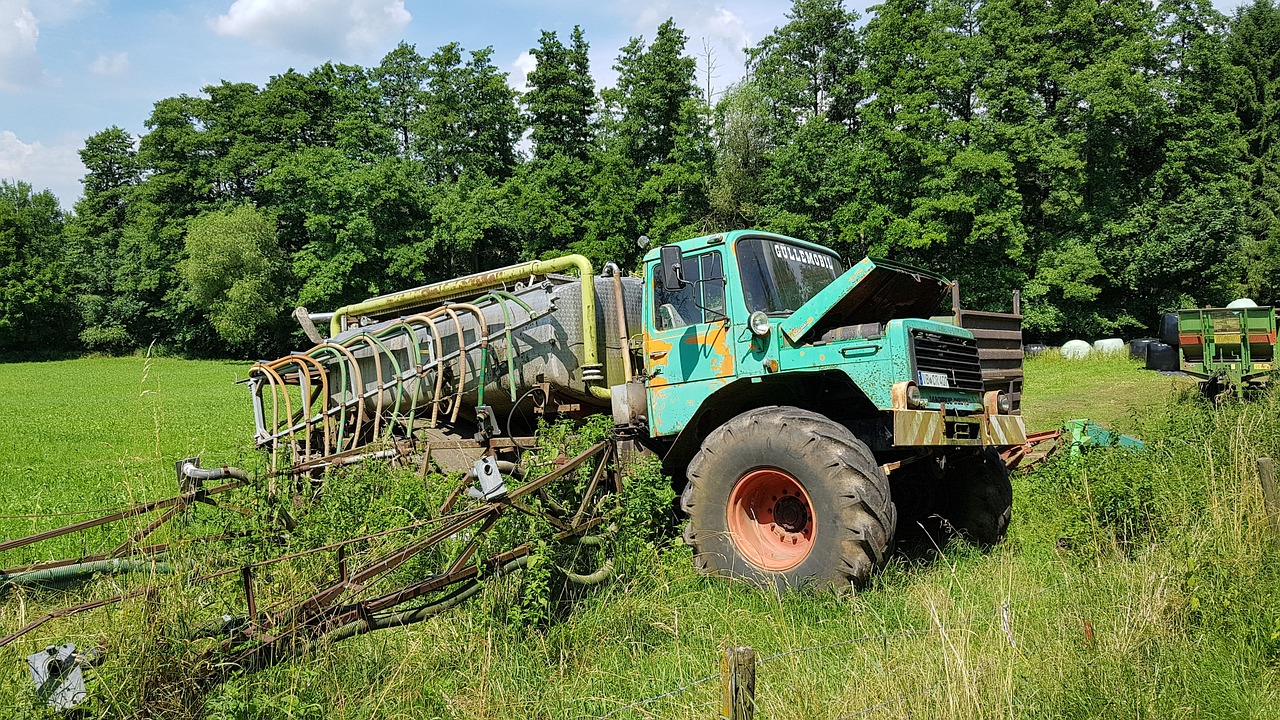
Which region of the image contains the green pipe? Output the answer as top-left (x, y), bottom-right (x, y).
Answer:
top-left (475, 293), bottom-right (520, 401)
top-left (318, 556), bottom-right (529, 646)
top-left (308, 345), bottom-right (350, 451)
top-left (560, 535), bottom-right (614, 585)
top-left (1, 559), bottom-right (175, 588)
top-left (328, 255), bottom-right (609, 399)
top-left (374, 320), bottom-right (430, 430)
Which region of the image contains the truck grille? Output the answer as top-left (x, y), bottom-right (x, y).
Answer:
top-left (911, 329), bottom-right (984, 393)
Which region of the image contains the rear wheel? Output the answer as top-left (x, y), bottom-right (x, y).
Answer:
top-left (937, 449), bottom-right (1012, 547)
top-left (680, 407), bottom-right (896, 590)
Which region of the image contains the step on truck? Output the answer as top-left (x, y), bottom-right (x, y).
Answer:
top-left (254, 229), bottom-right (1027, 591)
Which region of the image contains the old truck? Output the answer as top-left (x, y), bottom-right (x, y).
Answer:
top-left (252, 229), bottom-right (1026, 590)
top-left (1177, 305), bottom-right (1277, 396)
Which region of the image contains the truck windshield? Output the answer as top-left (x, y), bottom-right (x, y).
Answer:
top-left (736, 237), bottom-right (843, 315)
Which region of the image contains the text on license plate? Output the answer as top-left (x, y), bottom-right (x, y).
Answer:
top-left (918, 371), bottom-right (950, 388)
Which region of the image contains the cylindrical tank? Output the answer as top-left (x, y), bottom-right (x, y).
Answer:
top-left (329, 275), bottom-right (645, 422)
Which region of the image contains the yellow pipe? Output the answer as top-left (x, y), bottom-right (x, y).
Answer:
top-left (329, 254), bottom-right (609, 398)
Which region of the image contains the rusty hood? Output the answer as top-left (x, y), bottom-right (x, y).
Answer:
top-left (779, 257), bottom-right (951, 345)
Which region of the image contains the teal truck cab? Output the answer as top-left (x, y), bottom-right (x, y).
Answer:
top-left (624, 230), bottom-right (1026, 589)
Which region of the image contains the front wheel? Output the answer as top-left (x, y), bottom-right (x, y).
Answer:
top-left (680, 407), bottom-right (896, 591)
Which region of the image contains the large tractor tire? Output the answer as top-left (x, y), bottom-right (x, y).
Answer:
top-left (936, 449), bottom-right (1012, 547)
top-left (680, 406), bottom-right (896, 591)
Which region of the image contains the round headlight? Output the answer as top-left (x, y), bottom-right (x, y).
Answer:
top-left (748, 311), bottom-right (770, 337)
top-left (906, 384), bottom-right (928, 409)
top-left (997, 392), bottom-right (1012, 414)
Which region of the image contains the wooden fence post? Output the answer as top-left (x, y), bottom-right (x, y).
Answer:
top-left (720, 645), bottom-right (755, 720)
top-left (1259, 457), bottom-right (1279, 539)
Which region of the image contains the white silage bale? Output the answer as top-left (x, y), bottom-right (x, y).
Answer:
top-left (1092, 338), bottom-right (1124, 355)
top-left (1061, 339), bottom-right (1091, 360)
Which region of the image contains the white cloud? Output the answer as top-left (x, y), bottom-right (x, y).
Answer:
top-left (0, 0), bottom-right (43, 91)
top-left (0, 130), bottom-right (85, 206)
top-left (511, 51), bottom-right (536, 93)
top-left (213, 0), bottom-right (411, 58)
top-left (28, 0), bottom-right (93, 26)
top-left (89, 50), bottom-right (127, 76)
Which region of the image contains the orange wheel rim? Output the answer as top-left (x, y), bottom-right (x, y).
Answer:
top-left (726, 467), bottom-right (815, 571)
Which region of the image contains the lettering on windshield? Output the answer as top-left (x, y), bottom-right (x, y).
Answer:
top-left (739, 237), bottom-right (843, 315)
top-left (773, 243), bottom-right (836, 272)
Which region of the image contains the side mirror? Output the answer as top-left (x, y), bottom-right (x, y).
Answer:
top-left (660, 244), bottom-right (685, 290)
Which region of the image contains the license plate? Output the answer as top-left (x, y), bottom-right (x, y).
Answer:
top-left (918, 371), bottom-right (950, 388)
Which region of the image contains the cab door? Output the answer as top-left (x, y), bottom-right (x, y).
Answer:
top-left (644, 250), bottom-right (735, 437)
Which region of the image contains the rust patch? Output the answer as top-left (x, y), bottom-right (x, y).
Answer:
top-left (706, 323), bottom-right (735, 377)
top-left (645, 336), bottom-right (674, 387)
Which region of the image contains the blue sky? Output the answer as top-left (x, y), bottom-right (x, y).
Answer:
top-left (0, 0), bottom-right (1249, 208)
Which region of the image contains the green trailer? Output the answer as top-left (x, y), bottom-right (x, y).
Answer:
top-left (1177, 305), bottom-right (1277, 394)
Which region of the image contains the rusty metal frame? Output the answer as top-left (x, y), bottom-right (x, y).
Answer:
top-left (0, 480), bottom-right (245, 555)
top-left (208, 438), bottom-right (615, 673)
top-left (0, 438), bottom-right (620, 677)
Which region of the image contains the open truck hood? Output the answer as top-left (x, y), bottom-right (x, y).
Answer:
top-left (779, 257), bottom-right (952, 345)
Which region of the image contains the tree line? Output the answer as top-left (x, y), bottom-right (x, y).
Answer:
top-left (3, 0), bottom-right (1280, 358)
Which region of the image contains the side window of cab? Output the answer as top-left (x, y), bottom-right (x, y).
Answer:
top-left (653, 252), bottom-right (726, 331)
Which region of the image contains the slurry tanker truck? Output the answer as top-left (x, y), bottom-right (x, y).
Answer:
top-left (251, 229), bottom-right (1026, 590)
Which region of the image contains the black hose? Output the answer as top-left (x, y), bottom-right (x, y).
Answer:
top-left (505, 386), bottom-right (546, 441)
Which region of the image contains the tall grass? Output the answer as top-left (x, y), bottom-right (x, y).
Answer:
top-left (2, 358), bottom-right (1278, 718)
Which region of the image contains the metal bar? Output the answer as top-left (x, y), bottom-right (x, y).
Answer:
top-left (195, 506), bottom-right (484, 583)
top-left (442, 514), bottom-right (500, 576)
top-left (0, 587), bottom-right (150, 648)
top-left (571, 442), bottom-right (613, 526)
top-left (255, 440), bottom-right (610, 634)
top-left (0, 480), bottom-right (244, 553)
top-left (109, 501), bottom-right (188, 558)
top-left (242, 565), bottom-right (257, 623)
top-left (507, 499), bottom-right (571, 532)
top-left (323, 440), bottom-right (606, 600)
top-left (269, 506), bottom-right (496, 626)
top-left (1, 542), bottom-right (170, 576)
top-left (360, 516), bottom-right (605, 616)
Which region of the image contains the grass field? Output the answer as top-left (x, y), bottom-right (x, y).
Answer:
top-left (1018, 351), bottom-right (1193, 431)
top-left (0, 356), bottom-right (254, 565)
top-left (1, 353), bottom-right (1277, 719)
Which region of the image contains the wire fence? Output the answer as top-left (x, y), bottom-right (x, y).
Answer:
top-left (592, 622), bottom-right (971, 719)
top-left (593, 572), bottom-right (1083, 719)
